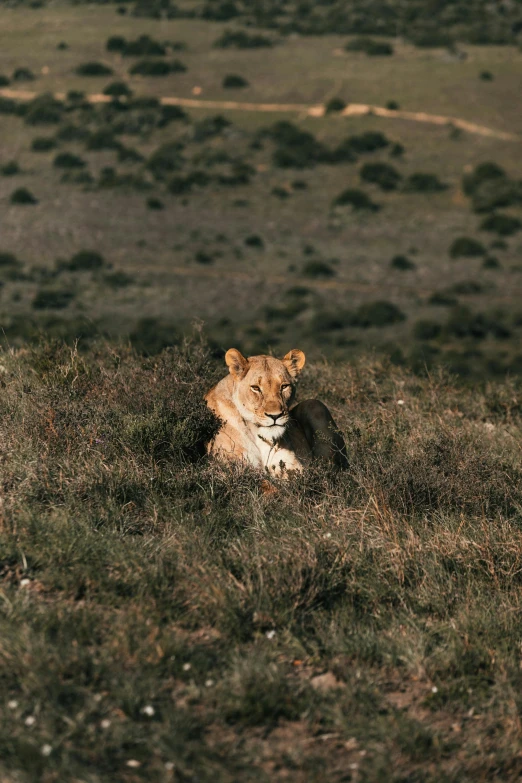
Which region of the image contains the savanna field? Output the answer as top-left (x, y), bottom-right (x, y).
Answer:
top-left (3, 0), bottom-right (522, 780)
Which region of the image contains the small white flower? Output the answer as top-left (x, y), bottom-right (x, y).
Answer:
top-left (349, 763), bottom-right (359, 771)
top-left (265, 630), bottom-right (276, 640)
top-left (397, 399), bottom-right (405, 406)
top-left (141, 705), bottom-right (155, 717)
top-left (20, 579), bottom-right (31, 588)
top-left (431, 686), bottom-right (438, 693)
top-left (25, 715), bottom-right (36, 727)
top-left (7, 700), bottom-right (18, 710)
top-left (324, 532), bottom-right (332, 539)
top-left (182, 663), bottom-right (191, 672)
top-left (41, 744), bottom-right (52, 757)
top-left (100, 719), bottom-right (111, 730)
top-left (205, 679), bottom-right (214, 688)
top-left (165, 761), bottom-right (175, 771)
top-left (126, 759), bottom-right (141, 768)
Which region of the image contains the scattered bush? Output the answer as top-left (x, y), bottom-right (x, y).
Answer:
top-left (63, 250), bottom-right (105, 272)
top-left (24, 94), bottom-right (64, 125)
top-left (129, 59), bottom-right (171, 76)
top-left (193, 115), bottom-right (231, 142)
top-left (355, 300), bottom-right (406, 327)
top-left (214, 30), bottom-right (273, 48)
top-left (414, 320), bottom-right (442, 340)
top-left (479, 213), bottom-right (522, 236)
top-left (391, 255), bottom-right (416, 270)
top-left (463, 162), bottom-right (506, 197)
top-left (31, 136), bottom-right (57, 152)
top-left (146, 196), bottom-right (164, 210)
top-left (386, 100), bottom-right (400, 110)
top-left (147, 142), bottom-right (184, 178)
top-left (0, 97), bottom-right (19, 115)
top-left (325, 97), bottom-right (346, 113)
top-left (472, 178), bottom-right (522, 213)
top-left (122, 35), bottom-right (166, 56)
top-left (106, 35), bottom-right (127, 52)
top-left (244, 234), bottom-right (264, 249)
top-left (429, 290), bottom-right (458, 306)
top-left (450, 280), bottom-right (484, 295)
top-left (103, 81), bottom-right (133, 98)
top-left (0, 252), bottom-right (22, 268)
top-left (195, 250), bottom-right (213, 264)
top-left (480, 71), bottom-right (494, 81)
top-left (86, 130), bottom-right (121, 151)
top-left (10, 187), bottom-right (38, 205)
top-left (360, 162), bottom-right (402, 191)
top-left (76, 62), bottom-right (114, 77)
top-left (346, 37), bottom-right (393, 55)
top-left (267, 121), bottom-right (329, 169)
top-left (202, 1), bottom-right (239, 21)
top-left (222, 74), bottom-right (249, 88)
top-left (449, 237), bottom-right (487, 259)
top-left (0, 161), bottom-right (20, 176)
top-left (32, 287), bottom-right (75, 309)
top-left (390, 143), bottom-right (405, 158)
top-left (272, 186), bottom-right (290, 199)
top-left (483, 256), bottom-right (501, 269)
top-left (333, 188), bottom-right (380, 211)
top-left (57, 41), bottom-right (69, 51)
top-left (54, 152), bottom-right (86, 169)
top-left (129, 317), bottom-right (180, 354)
top-left (346, 131), bottom-right (390, 153)
top-left (12, 67), bottom-right (35, 82)
top-left (302, 260), bottom-right (335, 279)
top-left (0, 75), bottom-right (10, 87)
top-left (403, 173), bottom-right (448, 192)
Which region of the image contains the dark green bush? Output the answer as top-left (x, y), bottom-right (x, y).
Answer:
top-left (346, 37), bottom-right (393, 55)
top-left (31, 136), bottom-right (57, 152)
top-left (222, 74), bottom-right (249, 88)
top-left (244, 234), bottom-right (264, 249)
top-left (147, 142), bottom-right (184, 178)
top-left (122, 35), bottom-right (166, 56)
top-left (479, 213), bottom-right (522, 236)
top-left (0, 161), bottom-right (20, 176)
top-left (32, 287), bottom-right (75, 310)
top-left (360, 162), bottom-right (402, 191)
top-left (480, 70), bottom-right (494, 81)
top-left (414, 320), bottom-right (442, 340)
top-left (129, 317), bottom-right (180, 355)
top-left (159, 104), bottom-right (188, 125)
top-left (12, 67), bottom-right (35, 82)
top-left (24, 94), bottom-right (63, 125)
top-left (0, 252), bottom-right (22, 268)
top-left (129, 59), bottom-right (171, 76)
top-left (272, 186), bottom-right (290, 199)
top-left (346, 131), bottom-right (390, 153)
top-left (202, 1), bottom-right (239, 21)
top-left (302, 260), bottom-right (335, 279)
top-left (76, 62), bottom-right (114, 77)
top-left (169, 59), bottom-right (188, 73)
top-left (0, 75), bottom-right (10, 87)
top-left (0, 97), bottom-right (19, 115)
top-left (403, 173), bottom-right (448, 193)
top-left (57, 41), bottom-right (69, 50)
top-left (390, 143), bottom-right (405, 158)
top-left (391, 255), bottom-right (415, 270)
top-left (147, 196), bottom-right (164, 210)
top-left (195, 250), bottom-right (213, 264)
top-left (193, 115), bottom-right (230, 142)
top-left (325, 97), bottom-right (346, 113)
top-left (214, 30), bottom-right (273, 48)
top-left (53, 152), bottom-right (86, 169)
top-left (449, 237), bottom-right (487, 259)
top-left (429, 290), bottom-right (458, 306)
top-left (355, 300), bottom-right (406, 327)
top-left (267, 121), bottom-right (328, 169)
top-left (472, 178), bottom-right (522, 213)
top-left (310, 308), bottom-right (355, 331)
top-left (10, 187), bottom-right (38, 205)
top-left (103, 81), bottom-right (133, 98)
top-left (86, 129), bottom-right (121, 151)
top-left (483, 256), bottom-right (501, 269)
top-left (333, 188), bottom-right (380, 211)
top-left (106, 35), bottom-right (127, 52)
top-left (450, 280), bottom-right (484, 295)
top-left (63, 250), bottom-right (105, 272)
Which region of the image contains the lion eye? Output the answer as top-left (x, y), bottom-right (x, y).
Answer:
top-left (281, 384), bottom-right (291, 391)
top-left (250, 385), bottom-right (261, 393)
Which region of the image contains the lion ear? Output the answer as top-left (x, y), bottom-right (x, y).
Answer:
top-left (225, 348), bottom-right (249, 379)
top-left (283, 349), bottom-right (306, 378)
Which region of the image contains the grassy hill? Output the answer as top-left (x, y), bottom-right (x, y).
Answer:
top-left (2, 338), bottom-right (522, 780)
top-left (0, 2), bottom-right (522, 378)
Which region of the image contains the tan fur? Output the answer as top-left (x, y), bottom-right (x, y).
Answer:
top-left (205, 349), bottom-right (347, 477)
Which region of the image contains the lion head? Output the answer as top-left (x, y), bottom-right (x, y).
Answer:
top-left (225, 348), bottom-right (306, 441)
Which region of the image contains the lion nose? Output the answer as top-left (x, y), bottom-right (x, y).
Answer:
top-left (267, 413), bottom-right (282, 423)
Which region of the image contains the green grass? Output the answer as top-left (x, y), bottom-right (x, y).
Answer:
top-left (3, 338), bottom-right (522, 780)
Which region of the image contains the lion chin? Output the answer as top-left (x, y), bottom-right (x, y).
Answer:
top-left (258, 423), bottom-right (287, 443)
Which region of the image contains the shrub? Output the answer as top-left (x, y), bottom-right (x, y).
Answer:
top-left (146, 196), bottom-right (164, 210)
top-left (414, 320), bottom-right (442, 340)
top-left (129, 59), bottom-right (171, 76)
top-left (483, 256), bottom-right (501, 269)
top-left (429, 290), bottom-right (458, 306)
top-left (346, 131), bottom-right (390, 153)
top-left (346, 37), bottom-right (393, 55)
top-left (170, 59), bottom-right (188, 73)
top-left (244, 234), bottom-right (264, 249)
top-left (267, 121), bottom-right (328, 169)
top-left (214, 30), bottom-right (273, 48)
top-left (222, 74), bottom-right (249, 89)
top-left (391, 254), bottom-right (415, 270)
top-left (302, 260), bottom-right (335, 279)
top-left (76, 62), bottom-right (114, 77)
top-left (390, 143), bottom-right (405, 158)
top-left (106, 35), bottom-right (127, 52)
top-left (86, 130), bottom-right (121, 151)
top-left (403, 173), bottom-right (448, 192)
top-left (479, 213), bottom-right (522, 236)
top-left (24, 94), bottom-right (63, 125)
top-left (103, 81), bottom-right (133, 98)
top-left (202, 1), bottom-right (239, 21)
top-left (333, 188), bottom-right (380, 211)
top-left (159, 105), bottom-right (188, 125)
top-left (0, 252), bottom-right (22, 268)
top-left (480, 71), bottom-right (494, 81)
top-left (31, 136), bottom-right (57, 152)
top-left (360, 162), bottom-right (402, 191)
top-left (355, 300), bottom-right (406, 327)
top-left (386, 100), bottom-right (399, 110)
top-left (472, 178), bottom-right (522, 213)
top-left (0, 161), bottom-right (20, 176)
top-left (57, 42), bottom-right (69, 51)
top-left (64, 250), bottom-right (105, 272)
top-left (122, 35), bottom-right (166, 56)
top-left (147, 142), bottom-right (184, 178)
top-left (0, 97), bottom-right (19, 115)
top-left (195, 250), bottom-right (213, 264)
top-left (10, 187), bottom-right (38, 205)
top-left (272, 186), bottom-right (290, 199)
top-left (53, 152), bottom-right (86, 169)
top-left (325, 97), bottom-right (346, 113)
top-left (12, 67), bottom-right (35, 82)
top-left (32, 287), bottom-right (75, 309)
top-left (462, 162), bottom-right (506, 196)
top-left (449, 237), bottom-right (487, 259)
top-left (129, 317), bottom-right (180, 355)
top-left (0, 75), bottom-right (10, 87)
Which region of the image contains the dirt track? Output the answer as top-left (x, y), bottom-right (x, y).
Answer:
top-left (1, 87), bottom-right (519, 142)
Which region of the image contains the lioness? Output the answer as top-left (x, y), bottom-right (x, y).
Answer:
top-left (205, 348), bottom-right (347, 476)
